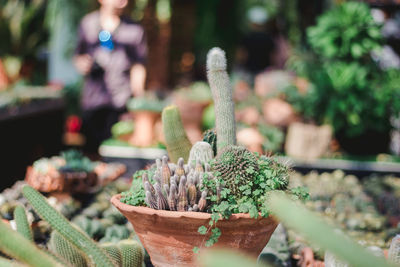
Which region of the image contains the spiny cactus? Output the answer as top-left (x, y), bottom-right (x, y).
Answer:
top-left (22, 185), bottom-right (115, 267)
top-left (143, 155), bottom-right (210, 212)
top-left (388, 234), bottom-right (400, 264)
top-left (206, 48), bottom-right (236, 153)
top-left (203, 128), bottom-right (217, 156)
top-left (100, 243), bottom-right (122, 266)
top-left (212, 145), bottom-right (258, 198)
top-left (100, 225), bottom-right (131, 244)
top-left (188, 141), bottom-right (214, 166)
top-left (268, 191), bottom-right (392, 267)
top-left (48, 230), bottom-right (88, 267)
top-left (0, 219), bottom-right (61, 267)
top-left (13, 205), bottom-right (33, 241)
top-left (118, 239), bottom-right (144, 267)
top-left (162, 105), bottom-right (192, 163)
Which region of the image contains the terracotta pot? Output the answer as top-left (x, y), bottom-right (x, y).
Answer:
top-left (129, 111), bottom-right (160, 147)
top-left (111, 194), bottom-right (278, 267)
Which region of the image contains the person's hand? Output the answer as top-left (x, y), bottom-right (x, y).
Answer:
top-left (74, 54), bottom-right (93, 75)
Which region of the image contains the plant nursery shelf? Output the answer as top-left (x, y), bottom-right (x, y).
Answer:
top-left (285, 157), bottom-right (400, 177)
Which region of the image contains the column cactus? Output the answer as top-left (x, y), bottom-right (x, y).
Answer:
top-left (118, 239), bottom-right (144, 267)
top-left (22, 185), bottom-right (115, 267)
top-left (206, 47), bottom-right (236, 153)
top-left (100, 243), bottom-right (122, 266)
top-left (0, 219), bottom-right (61, 267)
top-left (13, 205), bottom-right (33, 241)
top-left (162, 105), bottom-right (192, 162)
top-left (48, 230), bottom-right (88, 267)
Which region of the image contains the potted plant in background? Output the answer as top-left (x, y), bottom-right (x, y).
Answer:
top-left (286, 1), bottom-right (400, 155)
top-left (112, 48), bottom-right (307, 266)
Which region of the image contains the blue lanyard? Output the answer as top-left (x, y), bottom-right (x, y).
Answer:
top-left (98, 30), bottom-right (114, 51)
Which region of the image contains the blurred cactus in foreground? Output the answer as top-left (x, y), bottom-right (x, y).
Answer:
top-left (268, 191), bottom-right (392, 267)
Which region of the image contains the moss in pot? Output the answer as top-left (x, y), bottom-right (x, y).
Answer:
top-left (112, 48), bottom-right (307, 267)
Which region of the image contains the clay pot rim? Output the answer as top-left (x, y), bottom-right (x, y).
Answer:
top-left (112, 194), bottom-right (268, 221)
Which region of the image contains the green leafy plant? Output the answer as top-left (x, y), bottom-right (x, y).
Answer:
top-left (287, 2), bottom-right (400, 139)
top-left (307, 2), bottom-right (382, 60)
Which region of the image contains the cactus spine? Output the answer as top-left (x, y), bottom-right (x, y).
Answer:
top-left (162, 105), bottom-right (192, 162)
top-left (206, 48), bottom-right (236, 153)
top-left (118, 239), bottom-right (144, 267)
top-left (0, 219), bottom-right (61, 267)
top-left (22, 185), bottom-right (115, 267)
top-left (188, 141), bottom-right (214, 166)
top-left (268, 191), bottom-right (391, 267)
top-left (13, 205), bottom-right (33, 241)
top-left (48, 230), bottom-right (88, 267)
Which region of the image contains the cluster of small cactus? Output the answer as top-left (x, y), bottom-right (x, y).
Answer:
top-left (48, 230), bottom-right (143, 267)
top-left (0, 185), bottom-right (145, 267)
top-left (143, 155), bottom-right (211, 212)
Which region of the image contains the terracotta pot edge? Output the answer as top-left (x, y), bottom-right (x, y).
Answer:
top-left (111, 194), bottom-right (277, 222)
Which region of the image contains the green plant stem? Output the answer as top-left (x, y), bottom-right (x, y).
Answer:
top-left (0, 219), bottom-right (61, 267)
top-left (268, 192), bottom-right (393, 267)
top-left (22, 185), bottom-right (115, 267)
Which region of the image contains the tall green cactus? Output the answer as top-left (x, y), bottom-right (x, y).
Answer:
top-left (268, 191), bottom-right (393, 267)
top-left (13, 205), bottom-right (33, 241)
top-left (162, 105), bottom-right (192, 162)
top-left (206, 48), bottom-right (236, 153)
top-left (118, 239), bottom-right (144, 267)
top-left (0, 219), bottom-right (61, 267)
top-left (22, 185), bottom-right (115, 267)
top-left (48, 230), bottom-right (88, 267)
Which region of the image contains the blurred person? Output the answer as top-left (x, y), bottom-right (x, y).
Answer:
top-left (74, 0), bottom-right (147, 153)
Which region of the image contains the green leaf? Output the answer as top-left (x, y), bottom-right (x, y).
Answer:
top-left (198, 226), bottom-right (207, 235)
top-left (193, 247), bottom-right (200, 254)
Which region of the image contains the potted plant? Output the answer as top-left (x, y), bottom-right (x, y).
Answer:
top-left (286, 2), bottom-right (400, 155)
top-left (111, 48), bottom-right (306, 266)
